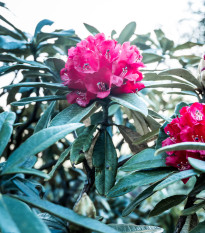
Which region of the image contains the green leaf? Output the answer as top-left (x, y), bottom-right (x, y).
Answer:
top-left (0, 111), bottom-right (16, 157)
top-left (142, 53), bottom-right (163, 64)
top-left (48, 147), bottom-right (71, 178)
top-left (109, 224), bottom-right (164, 233)
top-left (159, 37), bottom-right (174, 53)
top-left (1, 167), bottom-right (50, 179)
top-left (122, 182), bottom-right (160, 217)
top-left (173, 42), bottom-right (204, 51)
top-left (50, 102), bottom-right (97, 126)
top-left (154, 29), bottom-right (165, 40)
top-left (13, 195), bottom-right (120, 233)
top-left (182, 200), bottom-right (205, 216)
top-left (117, 22), bottom-right (136, 44)
top-left (149, 195), bottom-right (187, 217)
top-left (120, 148), bottom-right (167, 172)
top-left (155, 142), bottom-right (205, 156)
top-left (0, 195), bottom-right (50, 233)
top-left (158, 68), bottom-right (201, 89)
top-left (34, 19), bottom-right (54, 38)
top-left (93, 130), bottom-right (118, 195)
top-left (4, 82), bottom-right (67, 91)
top-left (3, 123), bottom-right (83, 171)
top-left (181, 214), bottom-right (198, 233)
top-left (188, 158), bottom-right (205, 173)
top-left (144, 82), bottom-right (196, 92)
top-left (190, 220), bottom-right (205, 233)
top-left (34, 101), bottom-right (56, 133)
top-left (132, 128), bottom-right (159, 146)
top-left (70, 126), bottom-right (96, 165)
top-left (148, 109), bottom-right (171, 122)
top-left (83, 23), bottom-right (100, 35)
top-left (107, 168), bottom-right (172, 198)
top-left (11, 95), bottom-right (66, 106)
top-left (0, 15), bottom-right (27, 40)
top-left (110, 94), bottom-right (148, 116)
top-left (166, 91), bottom-right (198, 97)
top-left (154, 169), bottom-right (200, 191)
top-left (174, 101), bottom-right (189, 116)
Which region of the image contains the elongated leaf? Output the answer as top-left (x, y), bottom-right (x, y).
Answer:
top-left (34, 19), bottom-right (54, 38)
top-left (48, 147), bottom-right (70, 178)
top-left (142, 53), bottom-right (163, 64)
top-left (188, 158), bottom-right (205, 173)
top-left (93, 130), bottom-right (118, 195)
top-left (159, 68), bottom-right (201, 89)
top-left (50, 102), bottom-right (96, 126)
top-left (107, 168), bottom-right (172, 198)
top-left (11, 95), bottom-right (66, 106)
top-left (13, 195), bottom-right (120, 233)
top-left (1, 167), bottom-right (50, 179)
top-left (0, 111), bottom-right (16, 157)
top-left (190, 220), bottom-right (205, 233)
top-left (109, 224), bottom-right (163, 233)
top-left (110, 94), bottom-right (148, 116)
top-left (120, 149), bottom-right (167, 172)
top-left (3, 123), bottom-right (83, 171)
top-left (144, 82), bottom-right (196, 92)
top-left (132, 128), bottom-right (159, 146)
top-left (117, 22), bottom-right (136, 44)
top-left (181, 214), bottom-right (198, 233)
top-left (34, 101), bottom-right (56, 133)
top-left (149, 195), bottom-right (187, 217)
top-left (173, 42), bottom-right (204, 51)
top-left (159, 37), bottom-right (174, 53)
top-left (166, 91), bottom-right (198, 97)
top-left (83, 23), bottom-right (100, 35)
top-left (4, 82), bottom-right (67, 91)
top-left (122, 182), bottom-right (160, 217)
top-left (0, 195), bottom-right (50, 233)
top-left (148, 109), bottom-right (171, 122)
top-left (154, 169), bottom-right (200, 191)
top-left (155, 142), bottom-right (205, 156)
top-left (182, 200), bottom-right (205, 216)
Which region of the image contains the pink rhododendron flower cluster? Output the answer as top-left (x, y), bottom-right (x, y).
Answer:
top-left (162, 102), bottom-right (205, 182)
top-left (60, 33), bottom-right (145, 107)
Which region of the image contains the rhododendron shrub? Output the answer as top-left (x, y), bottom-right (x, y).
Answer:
top-left (60, 33), bottom-right (145, 107)
top-left (161, 103), bottom-right (205, 182)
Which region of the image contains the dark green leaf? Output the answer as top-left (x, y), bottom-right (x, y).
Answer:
top-left (149, 195), bottom-right (187, 217)
top-left (107, 168), bottom-right (172, 197)
top-left (117, 22), bottom-right (136, 44)
top-left (0, 111), bottom-right (16, 157)
top-left (3, 123), bottom-right (83, 171)
top-left (34, 19), bottom-right (54, 38)
top-left (122, 182), bottom-right (160, 217)
top-left (190, 220), bottom-right (205, 233)
top-left (50, 102), bottom-right (96, 126)
top-left (93, 130), bottom-right (118, 195)
top-left (154, 169), bottom-right (200, 191)
top-left (48, 147), bottom-right (71, 178)
top-left (132, 128), bottom-right (159, 146)
top-left (120, 148), bottom-right (167, 172)
top-left (182, 200), bottom-right (205, 216)
top-left (0, 195), bottom-right (50, 233)
top-left (83, 23), bottom-right (100, 35)
top-left (109, 224), bottom-right (163, 233)
top-left (11, 95), bottom-right (66, 106)
top-left (174, 101), bottom-right (189, 116)
top-left (110, 94), bottom-right (148, 116)
top-left (34, 101), bottom-right (56, 133)
top-left (13, 195), bottom-right (120, 233)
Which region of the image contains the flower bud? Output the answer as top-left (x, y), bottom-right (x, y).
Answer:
top-left (73, 193), bottom-right (96, 218)
top-left (197, 54), bottom-right (205, 88)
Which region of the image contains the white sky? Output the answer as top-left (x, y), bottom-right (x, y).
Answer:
top-left (3, 0), bottom-right (202, 42)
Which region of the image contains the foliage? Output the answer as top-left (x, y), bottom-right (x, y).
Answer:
top-left (0, 2), bottom-right (205, 233)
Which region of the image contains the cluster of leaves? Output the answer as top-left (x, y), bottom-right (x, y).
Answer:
top-left (1, 2), bottom-right (205, 233)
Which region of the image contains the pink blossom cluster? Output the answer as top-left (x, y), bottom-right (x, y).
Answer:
top-left (60, 33), bottom-right (145, 107)
top-left (162, 103), bottom-right (205, 181)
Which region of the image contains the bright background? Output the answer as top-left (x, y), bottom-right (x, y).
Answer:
top-left (3, 0), bottom-right (204, 42)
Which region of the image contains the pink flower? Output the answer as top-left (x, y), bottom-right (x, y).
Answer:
top-left (162, 103), bottom-right (205, 183)
top-left (60, 33), bottom-right (145, 107)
